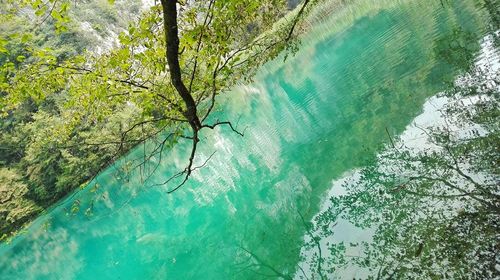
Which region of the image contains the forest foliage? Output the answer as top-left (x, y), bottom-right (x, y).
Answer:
top-left (0, 1), bottom-right (499, 279)
top-left (0, 0), bottom-right (314, 239)
top-left (0, 0), bottom-right (156, 240)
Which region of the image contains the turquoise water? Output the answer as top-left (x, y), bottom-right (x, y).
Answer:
top-left (0, 0), bottom-right (492, 279)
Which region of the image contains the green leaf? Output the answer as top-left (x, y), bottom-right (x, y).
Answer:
top-left (21, 33), bottom-right (33, 43)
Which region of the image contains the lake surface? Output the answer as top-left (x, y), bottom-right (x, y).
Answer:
top-left (0, 0), bottom-right (493, 279)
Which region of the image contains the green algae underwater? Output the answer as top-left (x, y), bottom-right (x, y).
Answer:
top-left (0, 0), bottom-right (494, 279)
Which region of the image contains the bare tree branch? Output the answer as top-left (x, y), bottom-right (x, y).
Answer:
top-left (202, 121), bottom-right (245, 137)
top-left (46, 64), bottom-right (151, 90)
top-left (284, 0), bottom-right (312, 43)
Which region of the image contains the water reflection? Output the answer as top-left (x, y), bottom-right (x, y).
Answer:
top-left (0, 0), bottom-right (493, 279)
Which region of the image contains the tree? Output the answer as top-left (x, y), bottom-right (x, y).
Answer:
top-left (1, 0), bottom-right (315, 193)
top-left (0, 0), bottom-right (317, 238)
top-left (0, 167), bottom-right (41, 240)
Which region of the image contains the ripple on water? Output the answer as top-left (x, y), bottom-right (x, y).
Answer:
top-left (0, 0), bottom-right (494, 279)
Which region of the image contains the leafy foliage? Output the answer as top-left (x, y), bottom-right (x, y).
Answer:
top-left (0, 168), bottom-right (41, 241)
top-left (0, 0), bottom-right (315, 238)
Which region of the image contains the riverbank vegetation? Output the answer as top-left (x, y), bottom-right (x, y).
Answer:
top-left (0, 0), bottom-right (499, 279)
top-left (0, 0), bottom-right (315, 240)
top-left (0, 0), bottom-right (155, 240)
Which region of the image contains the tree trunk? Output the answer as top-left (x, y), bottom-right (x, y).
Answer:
top-left (160, 0), bottom-right (202, 131)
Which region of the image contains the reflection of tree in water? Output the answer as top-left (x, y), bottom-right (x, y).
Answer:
top-left (434, 28), bottom-right (481, 72)
top-left (302, 32), bottom-right (499, 279)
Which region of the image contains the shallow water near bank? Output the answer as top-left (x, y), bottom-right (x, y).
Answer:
top-left (0, 0), bottom-right (494, 279)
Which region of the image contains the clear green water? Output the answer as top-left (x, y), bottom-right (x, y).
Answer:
top-left (0, 0), bottom-right (492, 279)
